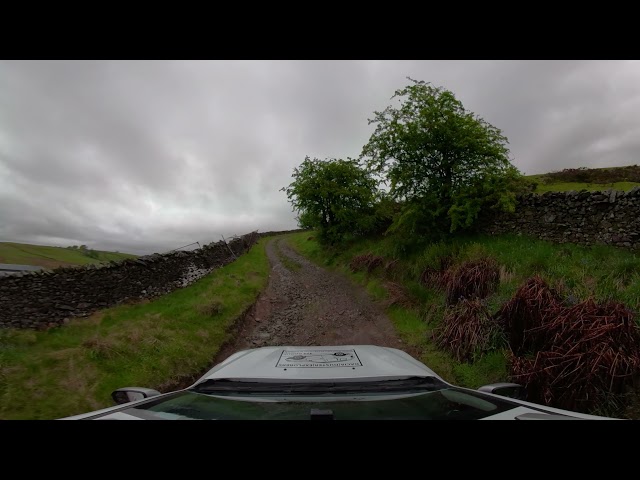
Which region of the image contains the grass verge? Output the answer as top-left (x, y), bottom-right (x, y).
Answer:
top-left (287, 232), bottom-right (508, 388)
top-left (275, 243), bottom-right (302, 272)
top-left (286, 231), bottom-right (640, 415)
top-left (0, 238), bottom-right (271, 420)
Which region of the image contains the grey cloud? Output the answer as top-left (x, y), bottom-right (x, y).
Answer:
top-left (1, 60), bottom-right (640, 254)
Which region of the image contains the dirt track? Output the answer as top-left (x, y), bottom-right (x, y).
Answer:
top-left (215, 236), bottom-right (405, 362)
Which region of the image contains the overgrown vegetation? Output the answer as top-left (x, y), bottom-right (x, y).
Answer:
top-left (361, 78), bottom-right (527, 250)
top-left (510, 283), bottom-right (633, 418)
top-left (287, 231), bottom-right (640, 417)
top-left (349, 253), bottom-right (384, 274)
top-left (0, 238), bottom-right (270, 419)
top-left (0, 241), bottom-right (136, 269)
top-left (498, 277), bottom-right (640, 415)
top-left (441, 258), bottom-right (500, 306)
top-left (284, 78), bottom-right (528, 250)
top-left (281, 75), bottom-right (640, 418)
top-left (282, 157), bottom-right (381, 245)
top-left (496, 276), bottom-right (564, 355)
top-left (434, 299), bottom-right (504, 363)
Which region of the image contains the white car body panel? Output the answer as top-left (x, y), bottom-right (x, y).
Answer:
top-left (195, 345), bottom-right (440, 384)
top-left (61, 345), bottom-right (616, 420)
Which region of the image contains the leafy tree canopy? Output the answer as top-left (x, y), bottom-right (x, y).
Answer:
top-left (361, 78), bottom-right (523, 243)
top-left (283, 156), bottom-right (379, 244)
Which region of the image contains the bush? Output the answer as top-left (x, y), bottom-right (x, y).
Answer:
top-left (442, 257), bottom-right (500, 306)
top-left (433, 299), bottom-right (505, 362)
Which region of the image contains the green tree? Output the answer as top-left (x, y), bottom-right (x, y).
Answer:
top-left (361, 78), bottom-right (523, 247)
top-left (86, 249), bottom-right (99, 259)
top-left (283, 156), bottom-right (379, 244)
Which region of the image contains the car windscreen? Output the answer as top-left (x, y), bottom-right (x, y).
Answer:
top-left (106, 385), bottom-right (519, 420)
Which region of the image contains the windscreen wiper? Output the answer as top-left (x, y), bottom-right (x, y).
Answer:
top-left (192, 376), bottom-right (444, 395)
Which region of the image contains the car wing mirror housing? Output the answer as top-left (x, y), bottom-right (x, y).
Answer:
top-left (478, 383), bottom-right (527, 400)
top-left (112, 387), bottom-right (162, 405)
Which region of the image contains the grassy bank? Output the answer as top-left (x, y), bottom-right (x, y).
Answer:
top-left (0, 238), bottom-right (271, 420)
top-left (532, 180), bottom-right (640, 193)
top-left (526, 165), bottom-right (640, 194)
top-left (0, 242), bottom-right (136, 269)
top-left (286, 231), bottom-right (640, 415)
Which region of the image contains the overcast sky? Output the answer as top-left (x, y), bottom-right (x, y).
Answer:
top-left (1, 60), bottom-right (639, 254)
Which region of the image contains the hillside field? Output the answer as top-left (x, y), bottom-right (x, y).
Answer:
top-left (527, 165), bottom-right (640, 193)
top-left (0, 242), bottom-right (136, 269)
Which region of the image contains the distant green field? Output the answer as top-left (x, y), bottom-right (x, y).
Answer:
top-left (531, 180), bottom-right (640, 193)
top-left (0, 242), bottom-right (136, 269)
top-left (526, 165), bottom-right (640, 194)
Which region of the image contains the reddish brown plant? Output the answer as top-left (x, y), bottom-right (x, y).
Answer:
top-left (443, 257), bottom-right (500, 306)
top-left (495, 276), bottom-right (563, 355)
top-left (349, 253), bottom-right (384, 274)
top-left (503, 282), bottom-right (640, 414)
top-left (383, 281), bottom-right (414, 309)
top-left (419, 255), bottom-right (454, 289)
top-left (433, 299), bottom-right (504, 363)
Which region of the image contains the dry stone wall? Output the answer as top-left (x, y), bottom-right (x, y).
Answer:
top-left (0, 229), bottom-right (305, 329)
top-left (481, 188), bottom-right (640, 250)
